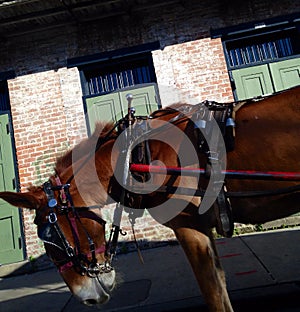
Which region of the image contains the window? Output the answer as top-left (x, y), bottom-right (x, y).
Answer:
top-left (69, 43), bottom-right (160, 97)
top-left (212, 15), bottom-right (300, 99)
top-left (225, 28), bottom-right (300, 68)
top-left (84, 54), bottom-right (156, 95)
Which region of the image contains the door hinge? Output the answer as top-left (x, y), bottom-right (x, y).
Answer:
top-left (12, 177), bottom-right (16, 190)
top-left (18, 237), bottom-right (23, 249)
top-left (6, 123), bottom-right (10, 134)
top-left (230, 79), bottom-right (236, 91)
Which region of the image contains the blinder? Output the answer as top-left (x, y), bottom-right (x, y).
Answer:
top-left (38, 222), bottom-right (66, 251)
top-left (36, 179), bottom-right (113, 277)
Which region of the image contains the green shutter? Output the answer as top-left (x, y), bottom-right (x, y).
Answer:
top-left (231, 58), bottom-right (300, 100)
top-left (0, 114), bottom-right (24, 265)
top-left (85, 91), bottom-right (122, 134)
top-left (119, 84), bottom-right (159, 116)
top-left (85, 83), bottom-right (160, 134)
top-left (231, 65), bottom-right (274, 100)
top-left (269, 58), bottom-right (300, 91)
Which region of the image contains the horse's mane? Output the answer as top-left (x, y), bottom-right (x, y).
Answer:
top-left (54, 103), bottom-right (189, 175)
top-left (55, 121), bottom-right (115, 175)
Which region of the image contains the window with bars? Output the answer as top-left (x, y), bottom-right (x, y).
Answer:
top-left (82, 53), bottom-right (156, 96)
top-left (225, 28), bottom-right (300, 68)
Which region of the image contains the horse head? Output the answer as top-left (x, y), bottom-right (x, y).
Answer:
top-left (0, 177), bottom-right (116, 306)
top-left (0, 124), bottom-right (119, 306)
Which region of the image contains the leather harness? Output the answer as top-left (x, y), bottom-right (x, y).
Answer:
top-left (120, 100), bottom-right (236, 237)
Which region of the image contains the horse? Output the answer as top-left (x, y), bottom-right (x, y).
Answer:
top-left (0, 85), bottom-right (299, 311)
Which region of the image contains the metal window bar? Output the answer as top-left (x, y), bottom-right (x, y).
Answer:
top-left (128, 70), bottom-right (134, 85)
top-left (264, 43), bottom-right (269, 59)
top-left (96, 77), bottom-right (102, 93)
top-left (89, 78), bottom-right (95, 94)
top-left (269, 41), bottom-right (278, 59)
top-left (227, 35), bottom-right (295, 67)
top-left (119, 72), bottom-right (124, 89)
top-left (236, 49), bottom-right (243, 66)
top-left (109, 74), bottom-right (115, 90)
top-left (99, 76), bottom-right (105, 93)
top-left (254, 44), bottom-right (260, 62)
top-left (87, 63), bottom-right (153, 95)
top-left (261, 44), bottom-right (266, 60)
top-left (277, 39), bottom-right (288, 57)
top-left (285, 38), bottom-right (293, 55)
top-left (241, 48), bottom-right (247, 64)
top-left (229, 50), bottom-right (236, 67)
top-left (118, 72), bottom-right (123, 88)
top-left (246, 46), bottom-right (253, 63)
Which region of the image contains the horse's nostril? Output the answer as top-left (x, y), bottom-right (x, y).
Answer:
top-left (83, 299), bottom-right (98, 306)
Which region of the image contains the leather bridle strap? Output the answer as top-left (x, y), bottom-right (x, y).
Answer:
top-left (69, 208), bottom-right (98, 265)
top-left (42, 179), bottom-right (109, 275)
top-left (55, 178), bottom-right (102, 267)
top-left (58, 244), bottom-right (106, 273)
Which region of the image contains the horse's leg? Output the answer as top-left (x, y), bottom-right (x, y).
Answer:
top-left (174, 227), bottom-right (233, 312)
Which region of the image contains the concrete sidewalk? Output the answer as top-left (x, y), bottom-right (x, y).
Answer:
top-left (1, 228), bottom-right (300, 311)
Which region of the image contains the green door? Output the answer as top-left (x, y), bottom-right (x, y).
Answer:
top-left (231, 65), bottom-right (274, 100)
top-left (269, 58), bottom-right (300, 91)
top-left (85, 83), bottom-right (160, 134)
top-left (119, 84), bottom-right (159, 117)
top-left (231, 58), bottom-right (300, 100)
top-left (85, 91), bottom-right (121, 130)
top-left (0, 114), bottom-right (24, 265)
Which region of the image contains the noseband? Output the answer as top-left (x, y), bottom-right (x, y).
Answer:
top-left (37, 179), bottom-right (113, 277)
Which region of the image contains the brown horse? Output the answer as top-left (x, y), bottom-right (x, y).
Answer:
top-left (0, 85), bottom-right (300, 311)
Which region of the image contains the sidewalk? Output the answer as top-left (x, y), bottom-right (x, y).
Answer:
top-left (1, 228), bottom-right (300, 311)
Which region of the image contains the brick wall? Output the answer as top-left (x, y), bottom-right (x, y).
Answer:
top-left (8, 68), bottom-right (85, 256)
top-left (1, 0), bottom-right (299, 260)
top-left (9, 68), bottom-right (85, 188)
top-left (153, 38), bottom-right (233, 105)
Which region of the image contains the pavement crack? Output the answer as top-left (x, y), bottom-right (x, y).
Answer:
top-left (238, 236), bottom-right (277, 283)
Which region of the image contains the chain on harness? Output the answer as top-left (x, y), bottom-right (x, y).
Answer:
top-left (108, 93), bottom-right (147, 264)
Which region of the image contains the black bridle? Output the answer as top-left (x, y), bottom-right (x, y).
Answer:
top-left (37, 180), bottom-right (114, 277)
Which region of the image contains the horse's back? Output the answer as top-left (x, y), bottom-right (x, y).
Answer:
top-left (228, 86), bottom-right (300, 171)
top-left (227, 86), bottom-right (300, 223)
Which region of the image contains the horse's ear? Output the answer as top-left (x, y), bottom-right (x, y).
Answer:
top-left (0, 190), bottom-right (46, 210)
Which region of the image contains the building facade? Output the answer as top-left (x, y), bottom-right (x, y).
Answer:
top-left (0, 0), bottom-right (299, 264)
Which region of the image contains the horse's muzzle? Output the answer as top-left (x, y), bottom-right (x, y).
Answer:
top-left (74, 269), bottom-right (116, 306)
